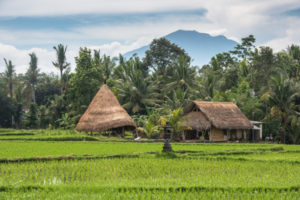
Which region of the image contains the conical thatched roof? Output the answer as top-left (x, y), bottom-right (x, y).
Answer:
top-left (76, 84), bottom-right (136, 132)
top-left (184, 101), bottom-right (252, 130)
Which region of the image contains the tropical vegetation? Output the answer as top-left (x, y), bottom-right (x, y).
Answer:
top-left (1, 36), bottom-right (300, 143)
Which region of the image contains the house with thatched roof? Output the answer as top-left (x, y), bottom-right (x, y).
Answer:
top-left (183, 101), bottom-right (253, 142)
top-left (76, 84), bottom-right (136, 135)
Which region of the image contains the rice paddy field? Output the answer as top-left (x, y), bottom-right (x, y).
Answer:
top-left (0, 128), bottom-right (300, 199)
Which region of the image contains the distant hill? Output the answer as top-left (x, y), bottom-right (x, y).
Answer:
top-left (124, 30), bottom-right (238, 67)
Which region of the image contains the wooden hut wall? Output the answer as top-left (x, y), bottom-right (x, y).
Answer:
top-left (237, 130), bottom-right (243, 139)
top-left (210, 128), bottom-right (246, 142)
top-left (210, 128), bottom-right (225, 142)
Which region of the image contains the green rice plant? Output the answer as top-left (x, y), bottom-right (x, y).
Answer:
top-left (0, 129), bottom-right (300, 199)
top-left (0, 158), bottom-right (299, 188)
top-left (0, 141), bottom-right (300, 164)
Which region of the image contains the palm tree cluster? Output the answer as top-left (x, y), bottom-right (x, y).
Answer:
top-left (1, 37), bottom-right (300, 144)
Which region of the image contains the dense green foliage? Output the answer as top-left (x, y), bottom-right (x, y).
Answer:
top-left (1, 36), bottom-right (300, 143)
top-left (0, 90), bottom-right (14, 127)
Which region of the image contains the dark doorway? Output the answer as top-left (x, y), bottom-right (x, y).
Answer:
top-left (229, 130), bottom-right (237, 141)
top-left (247, 130), bottom-right (259, 141)
top-left (185, 130), bottom-right (198, 140)
top-left (204, 131), bottom-right (209, 140)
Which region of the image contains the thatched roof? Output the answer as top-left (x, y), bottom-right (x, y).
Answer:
top-left (76, 84), bottom-right (136, 132)
top-left (184, 101), bottom-right (252, 130)
top-left (184, 112), bottom-right (211, 130)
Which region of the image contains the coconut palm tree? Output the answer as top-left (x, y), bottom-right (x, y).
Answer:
top-left (164, 89), bottom-right (191, 110)
top-left (201, 73), bottom-right (215, 100)
top-left (115, 59), bottom-right (159, 114)
top-left (287, 45), bottom-right (300, 63)
top-left (25, 53), bottom-right (39, 103)
top-left (14, 85), bottom-right (24, 128)
top-left (268, 74), bottom-right (300, 143)
top-left (52, 44), bottom-right (70, 93)
top-left (287, 45), bottom-right (300, 80)
top-left (102, 55), bottom-right (115, 79)
top-left (289, 116), bottom-right (300, 144)
top-left (3, 58), bottom-right (15, 126)
top-left (165, 55), bottom-right (197, 93)
top-left (3, 58), bottom-right (15, 98)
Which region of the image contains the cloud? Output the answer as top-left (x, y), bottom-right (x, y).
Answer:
top-left (89, 37), bottom-right (151, 56)
top-left (0, 42), bottom-right (60, 74)
top-left (0, 10), bottom-right (207, 47)
top-left (2, 0), bottom-right (299, 47)
top-left (0, 29), bottom-right (84, 48)
top-left (199, 0), bottom-right (300, 42)
top-left (73, 14), bottom-right (208, 41)
top-left (0, 0), bottom-right (205, 17)
top-left (1, 0), bottom-right (300, 74)
top-left (263, 17), bottom-right (300, 51)
top-left (0, 37), bottom-right (153, 74)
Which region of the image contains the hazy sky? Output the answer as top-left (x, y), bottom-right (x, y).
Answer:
top-left (0, 0), bottom-right (300, 74)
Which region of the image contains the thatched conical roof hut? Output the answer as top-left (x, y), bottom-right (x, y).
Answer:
top-left (76, 84), bottom-right (136, 132)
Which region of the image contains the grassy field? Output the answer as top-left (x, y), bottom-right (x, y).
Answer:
top-left (0, 129), bottom-right (299, 199)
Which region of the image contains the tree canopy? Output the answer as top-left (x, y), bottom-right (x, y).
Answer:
top-left (1, 37), bottom-right (300, 143)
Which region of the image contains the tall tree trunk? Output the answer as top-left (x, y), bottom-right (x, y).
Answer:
top-left (281, 113), bottom-right (289, 144)
top-left (32, 85), bottom-right (36, 103)
top-left (9, 79), bottom-right (14, 127)
top-left (280, 132), bottom-right (285, 144)
top-left (11, 116), bottom-right (15, 127)
top-left (60, 68), bottom-right (63, 94)
top-left (9, 80), bottom-right (13, 98)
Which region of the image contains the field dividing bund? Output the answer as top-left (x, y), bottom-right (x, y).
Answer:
top-left (0, 140), bottom-right (298, 159)
top-left (1, 187), bottom-right (299, 199)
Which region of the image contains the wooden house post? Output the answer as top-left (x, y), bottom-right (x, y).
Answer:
top-left (121, 127), bottom-right (125, 138)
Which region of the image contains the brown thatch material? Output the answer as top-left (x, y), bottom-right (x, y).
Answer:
top-left (184, 101), bottom-right (252, 130)
top-left (184, 112), bottom-right (211, 130)
top-left (76, 84), bottom-right (136, 132)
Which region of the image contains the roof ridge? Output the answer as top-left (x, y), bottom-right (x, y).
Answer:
top-left (194, 100), bottom-right (235, 104)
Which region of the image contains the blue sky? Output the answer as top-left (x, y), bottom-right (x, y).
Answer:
top-left (0, 9), bottom-right (207, 49)
top-left (0, 0), bottom-right (300, 74)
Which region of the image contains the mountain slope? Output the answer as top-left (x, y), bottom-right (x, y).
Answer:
top-left (124, 30), bottom-right (238, 67)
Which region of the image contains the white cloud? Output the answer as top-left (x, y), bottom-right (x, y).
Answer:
top-left (263, 18), bottom-right (300, 51)
top-left (0, 37), bottom-right (153, 74)
top-left (0, 29), bottom-right (85, 47)
top-left (0, 0), bottom-right (205, 17)
top-left (1, 0), bottom-right (297, 19)
top-left (1, 0), bottom-right (300, 74)
top-left (88, 37), bottom-right (151, 56)
top-left (0, 43), bottom-right (59, 74)
top-left (199, 0), bottom-right (300, 42)
top-left (2, 0), bottom-right (299, 47)
top-left (73, 14), bottom-right (209, 41)
top-left (0, 13), bottom-right (208, 46)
